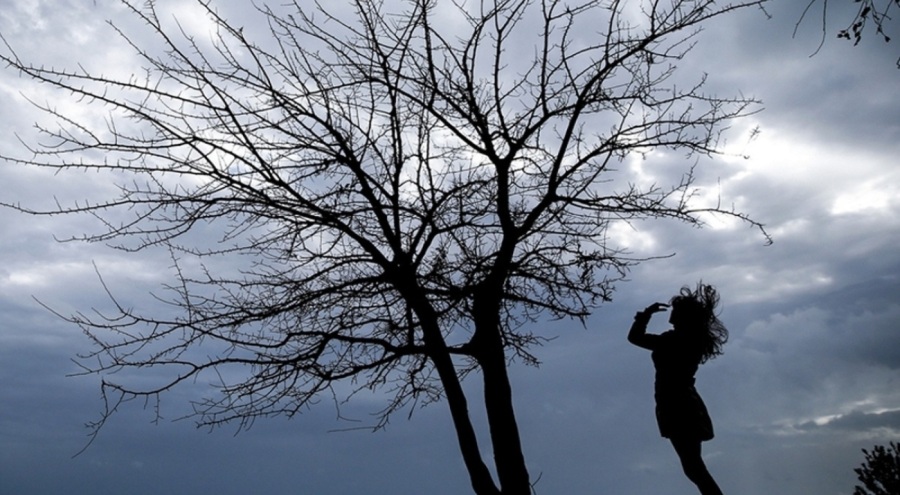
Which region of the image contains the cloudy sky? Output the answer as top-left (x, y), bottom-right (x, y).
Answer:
top-left (1, 1), bottom-right (898, 494)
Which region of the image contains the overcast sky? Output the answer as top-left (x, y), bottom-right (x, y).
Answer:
top-left (1, 1), bottom-right (899, 494)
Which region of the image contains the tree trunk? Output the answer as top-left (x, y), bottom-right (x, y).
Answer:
top-left (472, 289), bottom-right (531, 495)
top-left (429, 338), bottom-right (501, 495)
top-left (402, 278), bottom-right (500, 495)
top-left (480, 341), bottom-right (531, 495)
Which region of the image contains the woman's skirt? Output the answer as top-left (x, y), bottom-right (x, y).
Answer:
top-left (655, 387), bottom-right (714, 441)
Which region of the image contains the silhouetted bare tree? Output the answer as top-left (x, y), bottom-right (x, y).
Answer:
top-left (1, 1), bottom-right (768, 493)
top-left (799, 0), bottom-right (899, 67)
top-left (854, 441), bottom-right (900, 495)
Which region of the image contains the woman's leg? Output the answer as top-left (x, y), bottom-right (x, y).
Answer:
top-left (670, 437), bottom-right (723, 495)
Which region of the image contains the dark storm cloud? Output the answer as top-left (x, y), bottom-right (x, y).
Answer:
top-left (736, 275), bottom-right (900, 371)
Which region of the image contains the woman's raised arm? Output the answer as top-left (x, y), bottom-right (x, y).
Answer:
top-left (627, 302), bottom-right (669, 350)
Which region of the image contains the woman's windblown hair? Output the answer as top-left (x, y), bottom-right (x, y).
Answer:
top-left (670, 283), bottom-right (728, 363)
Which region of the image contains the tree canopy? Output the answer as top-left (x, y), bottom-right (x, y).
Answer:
top-left (854, 441), bottom-right (900, 495)
top-left (800, 0), bottom-right (900, 67)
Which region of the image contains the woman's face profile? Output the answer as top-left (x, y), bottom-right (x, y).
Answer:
top-left (668, 305), bottom-right (680, 326)
top-left (668, 302), bottom-right (695, 330)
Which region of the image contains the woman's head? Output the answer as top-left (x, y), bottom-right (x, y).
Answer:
top-left (669, 283), bottom-right (728, 362)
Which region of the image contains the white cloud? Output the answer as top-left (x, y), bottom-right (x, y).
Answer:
top-left (831, 179), bottom-right (899, 216)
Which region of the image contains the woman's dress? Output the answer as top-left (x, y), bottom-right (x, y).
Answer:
top-left (631, 317), bottom-right (714, 441)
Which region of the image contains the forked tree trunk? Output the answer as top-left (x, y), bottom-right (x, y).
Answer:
top-left (479, 338), bottom-right (531, 494)
top-left (429, 338), bottom-right (502, 495)
top-left (402, 279), bottom-right (501, 495)
top-left (472, 284), bottom-right (532, 495)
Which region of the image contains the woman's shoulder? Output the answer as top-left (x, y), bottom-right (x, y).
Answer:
top-left (650, 330), bottom-right (677, 350)
top-left (657, 330), bottom-right (698, 349)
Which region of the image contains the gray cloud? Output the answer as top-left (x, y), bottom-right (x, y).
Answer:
top-left (797, 408), bottom-right (900, 434)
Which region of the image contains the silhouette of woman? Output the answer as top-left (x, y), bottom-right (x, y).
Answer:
top-left (628, 283), bottom-right (728, 495)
